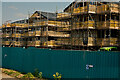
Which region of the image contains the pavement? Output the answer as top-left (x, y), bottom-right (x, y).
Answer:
top-left (0, 73), bottom-right (18, 80)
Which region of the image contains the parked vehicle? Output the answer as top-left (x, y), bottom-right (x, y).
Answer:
top-left (99, 47), bottom-right (118, 51)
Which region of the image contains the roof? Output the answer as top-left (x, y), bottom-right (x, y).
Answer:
top-left (64, 0), bottom-right (120, 12)
top-left (64, 2), bottom-right (75, 12)
top-left (31, 11), bottom-right (57, 20)
top-left (11, 19), bottom-right (28, 24)
top-left (74, 0), bottom-right (119, 2)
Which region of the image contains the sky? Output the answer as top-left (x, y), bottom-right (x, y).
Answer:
top-left (1, 0), bottom-right (120, 2)
top-left (2, 0), bottom-right (74, 2)
top-left (2, 2), bottom-right (71, 24)
top-left (1, 0), bottom-right (120, 25)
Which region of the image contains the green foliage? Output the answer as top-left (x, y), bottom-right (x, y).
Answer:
top-left (38, 72), bottom-right (42, 78)
top-left (14, 72), bottom-right (21, 77)
top-left (3, 69), bottom-right (23, 78)
top-left (53, 72), bottom-right (62, 80)
top-left (4, 71), bottom-right (9, 74)
top-left (3, 69), bottom-right (44, 80)
top-left (33, 69), bottom-right (43, 79)
top-left (22, 72), bottom-right (35, 79)
top-left (4, 70), bottom-right (15, 75)
top-left (7, 71), bottom-right (14, 75)
top-left (33, 69), bottom-right (39, 77)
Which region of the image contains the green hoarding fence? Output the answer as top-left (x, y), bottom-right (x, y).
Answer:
top-left (2, 47), bottom-right (120, 79)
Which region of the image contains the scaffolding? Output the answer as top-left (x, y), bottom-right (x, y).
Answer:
top-left (25, 11), bottom-right (71, 48)
top-left (1, 1), bottom-right (120, 50)
top-left (2, 23), bottom-right (28, 47)
top-left (66, 1), bottom-right (120, 50)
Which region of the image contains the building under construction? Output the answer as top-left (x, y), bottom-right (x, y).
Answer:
top-left (1, 1), bottom-right (120, 50)
top-left (2, 1), bottom-right (120, 79)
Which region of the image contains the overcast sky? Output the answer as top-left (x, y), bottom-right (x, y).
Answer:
top-left (2, 2), bottom-right (70, 24)
top-left (1, 0), bottom-right (120, 25)
top-left (2, 0), bottom-right (74, 2)
top-left (1, 0), bottom-right (119, 2)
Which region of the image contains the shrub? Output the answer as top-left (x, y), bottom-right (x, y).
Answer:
top-left (33, 69), bottom-right (39, 77)
top-left (22, 72), bottom-right (35, 79)
top-left (53, 72), bottom-right (62, 80)
top-left (38, 72), bottom-right (42, 78)
top-left (33, 69), bottom-right (43, 79)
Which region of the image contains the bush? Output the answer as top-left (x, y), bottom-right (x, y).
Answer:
top-left (33, 69), bottom-right (43, 79)
top-left (22, 72), bottom-right (35, 79)
top-left (53, 72), bottom-right (62, 80)
top-left (38, 72), bottom-right (42, 78)
top-left (33, 69), bottom-right (39, 77)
